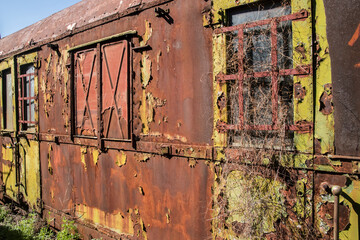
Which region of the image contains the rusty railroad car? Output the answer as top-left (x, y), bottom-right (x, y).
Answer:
top-left (0, 0), bottom-right (359, 239)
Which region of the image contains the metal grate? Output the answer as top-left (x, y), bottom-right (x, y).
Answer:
top-left (216, 8), bottom-right (311, 133)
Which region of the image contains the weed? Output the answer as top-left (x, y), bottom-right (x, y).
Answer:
top-left (35, 227), bottom-right (54, 240)
top-left (0, 205), bottom-right (9, 222)
top-left (14, 213), bottom-right (37, 240)
top-left (56, 218), bottom-right (81, 240)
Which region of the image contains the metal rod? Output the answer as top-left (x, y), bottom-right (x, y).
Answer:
top-left (328, 154), bottom-right (360, 161)
top-left (332, 185), bottom-right (342, 240)
top-left (321, 182), bottom-right (342, 240)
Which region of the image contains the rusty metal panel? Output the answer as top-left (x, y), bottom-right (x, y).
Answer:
top-left (101, 41), bottom-right (129, 139)
top-left (314, 173), bottom-right (359, 239)
top-left (323, 0), bottom-right (360, 156)
top-left (41, 142), bottom-right (213, 239)
top-left (75, 49), bottom-right (98, 136)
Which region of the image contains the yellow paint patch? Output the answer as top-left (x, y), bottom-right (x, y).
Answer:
top-left (141, 55), bottom-right (152, 88)
top-left (138, 186), bottom-right (145, 195)
top-left (140, 89), bottom-right (149, 135)
top-left (141, 20), bottom-right (152, 46)
top-left (135, 153), bottom-right (152, 162)
top-left (166, 209), bottom-right (171, 224)
top-left (213, 0), bottom-right (261, 24)
top-left (48, 144), bottom-right (53, 175)
top-left (76, 204), bottom-right (133, 236)
top-left (91, 148), bottom-right (100, 166)
top-left (81, 147), bottom-right (87, 171)
top-left (2, 145), bottom-right (17, 200)
top-left (164, 133), bottom-right (187, 143)
top-left (115, 151), bottom-right (127, 167)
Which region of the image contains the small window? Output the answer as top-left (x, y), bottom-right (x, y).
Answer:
top-left (2, 69), bottom-right (13, 130)
top-left (74, 40), bottom-right (130, 139)
top-left (216, 1), bottom-right (311, 147)
top-left (75, 48), bottom-right (98, 136)
top-left (18, 64), bottom-right (36, 131)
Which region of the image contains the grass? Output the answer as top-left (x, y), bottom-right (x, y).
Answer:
top-left (0, 204), bottom-right (82, 240)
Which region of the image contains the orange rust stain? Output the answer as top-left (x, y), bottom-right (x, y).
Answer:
top-left (348, 23), bottom-right (360, 47)
top-left (348, 23), bottom-right (360, 68)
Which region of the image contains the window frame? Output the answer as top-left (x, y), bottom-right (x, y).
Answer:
top-left (215, 6), bottom-right (311, 133)
top-left (16, 53), bottom-right (39, 135)
top-left (1, 68), bottom-right (14, 131)
top-left (18, 64), bottom-right (37, 131)
top-left (69, 32), bottom-right (136, 148)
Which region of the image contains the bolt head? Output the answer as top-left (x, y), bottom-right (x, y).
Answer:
top-left (331, 185), bottom-right (342, 196)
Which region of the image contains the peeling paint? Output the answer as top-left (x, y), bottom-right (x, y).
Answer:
top-left (135, 153), bottom-right (152, 162)
top-left (314, 0), bottom-right (335, 154)
top-left (76, 204), bottom-right (133, 236)
top-left (81, 147), bottom-right (88, 171)
top-left (92, 148), bottom-right (100, 166)
top-left (47, 144), bottom-right (53, 175)
top-left (188, 158), bottom-right (197, 168)
top-left (115, 150), bottom-right (127, 167)
top-left (141, 55), bottom-right (152, 89)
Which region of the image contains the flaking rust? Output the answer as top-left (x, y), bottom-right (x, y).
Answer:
top-left (319, 83), bottom-right (333, 115)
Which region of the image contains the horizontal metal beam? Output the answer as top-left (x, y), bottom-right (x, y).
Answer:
top-left (68, 30), bottom-right (137, 52)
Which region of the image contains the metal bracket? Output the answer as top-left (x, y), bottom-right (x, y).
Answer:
top-left (132, 45), bottom-right (152, 52)
top-left (154, 7), bottom-right (173, 24)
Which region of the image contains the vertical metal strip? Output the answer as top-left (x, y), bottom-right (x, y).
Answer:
top-left (271, 20), bottom-right (279, 129)
top-left (238, 26), bottom-right (245, 130)
top-left (130, 40), bottom-right (135, 147)
top-left (21, 76), bottom-right (25, 127)
top-left (28, 75), bottom-right (31, 125)
top-left (96, 43), bottom-right (102, 150)
top-left (70, 52), bottom-right (75, 139)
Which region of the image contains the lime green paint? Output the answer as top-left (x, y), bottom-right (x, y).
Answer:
top-left (339, 179), bottom-right (360, 239)
top-left (291, 0), bottom-right (314, 154)
top-left (314, 0), bottom-right (334, 154)
top-left (1, 145), bottom-right (17, 200)
top-left (19, 139), bottom-right (41, 211)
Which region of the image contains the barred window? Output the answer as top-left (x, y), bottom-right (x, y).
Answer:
top-left (216, 1), bottom-right (311, 148)
top-left (18, 64), bottom-right (36, 131)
